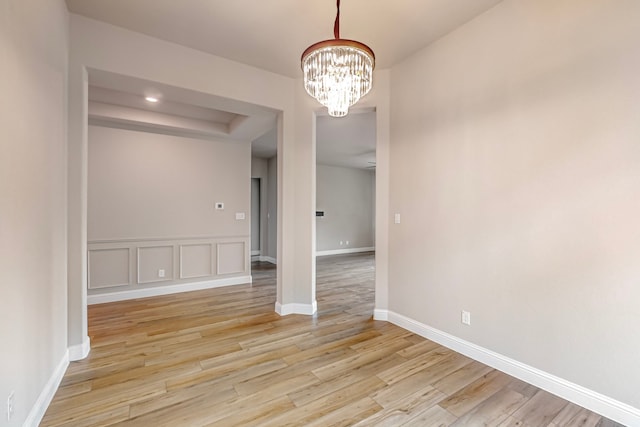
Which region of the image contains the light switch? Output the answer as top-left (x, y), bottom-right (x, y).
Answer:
top-left (394, 213), bottom-right (401, 224)
top-left (235, 212), bottom-right (246, 220)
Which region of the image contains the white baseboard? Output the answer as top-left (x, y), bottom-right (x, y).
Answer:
top-left (275, 300), bottom-right (318, 316)
top-left (316, 247), bottom-right (375, 257)
top-left (24, 350), bottom-right (69, 427)
top-left (69, 336), bottom-right (91, 361)
top-left (385, 310), bottom-right (640, 427)
top-left (373, 308), bottom-right (389, 321)
top-left (251, 250), bottom-right (260, 256)
top-left (252, 255), bottom-right (277, 264)
top-left (88, 275), bottom-right (252, 304)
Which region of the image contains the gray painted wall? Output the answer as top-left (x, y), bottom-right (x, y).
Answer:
top-left (89, 126), bottom-right (250, 240)
top-left (0, 0), bottom-right (69, 424)
top-left (267, 156), bottom-right (278, 260)
top-left (390, 0), bottom-right (640, 410)
top-left (251, 178), bottom-right (260, 253)
top-left (251, 157), bottom-right (269, 258)
top-left (316, 165), bottom-right (375, 253)
top-left (87, 126), bottom-right (252, 295)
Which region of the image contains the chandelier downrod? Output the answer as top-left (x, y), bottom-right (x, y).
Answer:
top-left (334, 0), bottom-right (340, 39)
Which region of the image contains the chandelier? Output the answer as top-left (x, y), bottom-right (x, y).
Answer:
top-left (301, 0), bottom-right (375, 117)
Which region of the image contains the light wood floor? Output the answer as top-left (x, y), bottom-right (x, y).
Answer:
top-left (42, 253), bottom-right (622, 426)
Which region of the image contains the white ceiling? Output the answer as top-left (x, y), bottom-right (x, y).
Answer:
top-left (67, 0), bottom-right (504, 167)
top-left (317, 110), bottom-right (376, 169)
top-left (65, 0), bottom-right (503, 78)
top-left (89, 86), bottom-right (241, 125)
top-left (87, 70), bottom-right (277, 143)
top-left (251, 109), bottom-right (377, 169)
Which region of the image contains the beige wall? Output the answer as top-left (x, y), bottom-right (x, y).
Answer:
top-left (251, 177), bottom-right (260, 253)
top-left (316, 165), bottom-right (375, 252)
top-left (0, 0), bottom-right (69, 424)
top-left (251, 157), bottom-right (269, 258)
top-left (390, 0), bottom-right (640, 412)
top-left (251, 156), bottom-right (268, 177)
top-left (287, 83), bottom-right (318, 312)
top-left (87, 125), bottom-right (251, 296)
top-left (267, 156), bottom-right (278, 261)
top-left (89, 126), bottom-right (250, 240)
top-left (371, 70), bottom-right (392, 318)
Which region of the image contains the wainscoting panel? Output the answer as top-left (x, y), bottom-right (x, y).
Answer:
top-left (88, 247), bottom-right (130, 289)
top-left (217, 241), bottom-right (246, 275)
top-left (137, 245), bottom-right (174, 284)
top-left (180, 243), bottom-right (213, 279)
top-left (88, 236), bottom-right (250, 303)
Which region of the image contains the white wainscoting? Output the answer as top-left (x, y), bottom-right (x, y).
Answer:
top-left (88, 236), bottom-right (250, 303)
top-left (217, 242), bottom-right (246, 275)
top-left (180, 243), bottom-right (214, 279)
top-left (88, 276), bottom-right (252, 304)
top-left (137, 245), bottom-right (174, 284)
top-left (88, 248), bottom-right (130, 289)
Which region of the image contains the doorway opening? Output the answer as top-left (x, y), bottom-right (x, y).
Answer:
top-left (250, 128), bottom-right (278, 283)
top-left (315, 108), bottom-right (377, 315)
top-left (251, 177), bottom-right (261, 258)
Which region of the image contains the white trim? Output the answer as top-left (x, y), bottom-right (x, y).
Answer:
top-left (69, 336), bottom-right (91, 361)
top-left (88, 275), bottom-right (252, 304)
top-left (275, 300), bottom-right (318, 316)
top-left (316, 247), bottom-right (375, 257)
top-left (24, 350), bottom-right (69, 427)
top-left (251, 250), bottom-right (260, 256)
top-left (385, 311), bottom-right (640, 427)
top-left (373, 309), bottom-right (389, 321)
top-left (88, 234), bottom-right (251, 244)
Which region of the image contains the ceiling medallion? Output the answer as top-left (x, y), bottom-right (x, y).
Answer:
top-left (301, 0), bottom-right (375, 117)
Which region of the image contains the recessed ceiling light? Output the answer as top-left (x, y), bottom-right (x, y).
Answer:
top-left (145, 96), bottom-right (159, 103)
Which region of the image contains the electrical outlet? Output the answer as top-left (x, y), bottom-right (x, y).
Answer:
top-left (461, 310), bottom-right (471, 326)
top-left (346, 240), bottom-right (349, 245)
top-left (340, 241), bottom-right (343, 245)
top-left (7, 391), bottom-right (14, 421)
top-left (158, 269), bottom-right (165, 278)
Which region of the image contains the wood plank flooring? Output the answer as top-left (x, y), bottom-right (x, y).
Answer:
top-left (41, 253), bottom-right (623, 426)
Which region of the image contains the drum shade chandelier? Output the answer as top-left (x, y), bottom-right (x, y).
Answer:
top-left (301, 0), bottom-right (375, 117)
